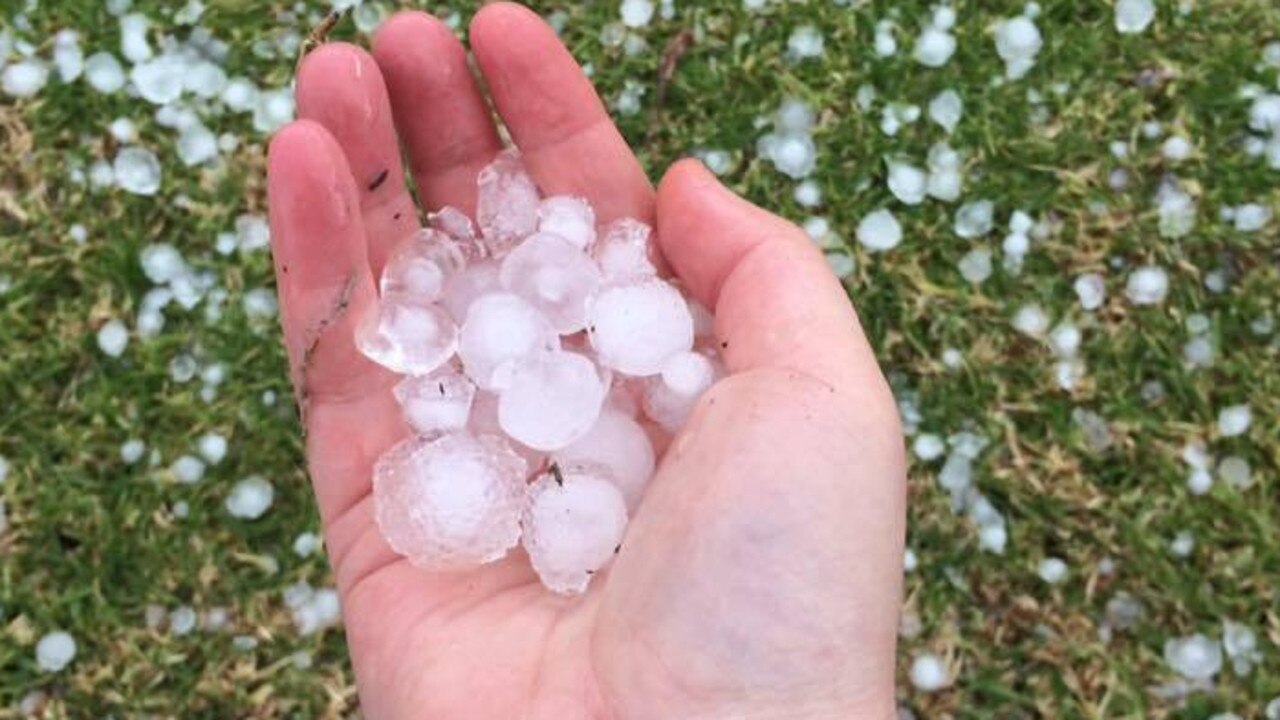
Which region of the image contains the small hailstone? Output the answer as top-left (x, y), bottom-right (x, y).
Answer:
top-left (1223, 621), bottom-right (1261, 676)
top-left (1157, 186), bottom-right (1197, 239)
top-left (914, 26), bottom-right (956, 68)
top-left (169, 606), bottom-right (198, 636)
top-left (620, 0), bottom-right (655, 28)
top-left (697, 149), bottom-right (733, 176)
top-left (957, 248), bottom-right (993, 283)
top-left (114, 147), bottom-right (162, 196)
top-left (994, 16), bottom-right (1043, 80)
top-left (53, 30), bottom-right (84, 82)
top-left (35, 631), bottom-right (77, 672)
top-left (595, 219), bottom-right (658, 284)
top-left (1037, 557), bottom-right (1068, 584)
top-left (293, 531), bottom-right (321, 557)
top-left (1115, 0), bottom-right (1156, 33)
top-left (886, 160), bottom-right (928, 205)
top-left (1232, 203), bottom-right (1271, 232)
top-left (825, 252), bottom-right (854, 277)
top-left (954, 200), bottom-right (995, 238)
top-left (242, 288), bottom-right (278, 319)
top-left (197, 433), bottom-right (227, 465)
top-left (908, 653), bottom-right (950, 692)
top-left (873, 20), bottom-right (898, 57)
top-left (395, 371), bottom-right (477, 434)
top-left (500, 352), bottom-right (607, 451)
top-left (381, 230), bottom-right (469, 304)
top-left (96, 319), bottom-right (130, 357)
top-left (171, 455), bottom-right (206, 484)
top-left (1217, 456), bottom-right (1252, 489)
top-left (172, 500), bottom-right (189, 518)
top-left (1165, 634), bottom-right (1222, 680)
top-left (941, 348), bottom-right (963, 368)
top-left (1124, 265), bottom-right (1169, 306)
top-left (1162, 136), bottom-right (1193, 163)
top-left (855, 84), bottom-right (877, 111)
top-left (109, 118), bottom-right (136, 143)
top-left (84, 53), bottom-right (126, 93)
top-left (794, 180), bottom-right (823, 208)
top-left (856, 209), bottom-right (903, 251)
top-left (1170, 531), bottom-right (1195, 556)
top-left (131, 55), bottom-right (186, 105)
top-left (903, 548), bottom-right (918, 573)
top-left (121, 439), bottom-right (146, 464)
top-left (176, 124), bottom-right (218, 167)
top-left (589, 280), bottom-right (694, 377)
top-left (1183, 336), bottom-right (1214, 368)
top-left (928, 90), bottom-right (963, 133)
top-left (978, 523), bottom-right (1008, 554)
top-left (1073, 273), bottom-right (1107, 311)
top-left (232, 635), bottom-right (258, 651)
top-left (252, 87), bottom-right (296, 134)
top-left (912, 433), bottom-right (946, 461)
top-left (2, 60), bottom-right (49, 98)
top-left (1012, 304), bottom-right (1050, 338)
top-left (1217, 404), bottom-right (1251, 437)
top-left (1048, 322), bottom-right (1081, 357)
top-left (787, 26), bottom-right (825, 61)
top-left (761, 131), bottom-right (818, 179)
top-left (522, 468), bottom-right (629, 595)
top-left (120, 13), bottom-right (153, 63)
top-left (804, 216), bottom-right (833, 246)
top-left (226, 476), bottom-right (275, 520)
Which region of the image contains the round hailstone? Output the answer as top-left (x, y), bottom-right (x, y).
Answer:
top-left (1164, 634), bottom-right (1222, 681)
top-left (1012, 304), bottom-right (1050, 338)
top-left (84, 52), bottom-right (126, 93)
top-left (1217, 404), bottom-right (1251, 437)
top-left (252, 88), bottom-right (296, 134)
top-left (1124, 265), bottom-right (1169, 305)
top-left (476, 150), bottom-right (540, 257)
top-left (2, 60), bottom-right (49, 98)
top-left (171, 454), bottom-right (205, 484)
top-left (763, 131), bottom-right (818, 180)
top-left (382, 230), bottom-right (471, 304)
top-left (1233, 203), bottom-right (1272, 232)
top-left (35, 631), bottom-right (76, 673)
top-left (198, 433), bottom-right (228, 465)
top-left (1073, 273), bottom-right (1107, 310)
top-left (954, 199), bottom-right (995, 238)
top-left (912, 434), bottom-right (946, 461)
top-left (537, 196), bottom-right (597, 250)
top-left (226, 476), bottom-right (274, 519)
top-left (120, 439), bottom-right (146, 464)
top-left (588, 280), bottom-right (695, 377)
top-left (994, 16), bottom-right (1043, 79)
top-left (643, 351), bottom-right (718, 432)
top-left (355, 299), bottom-right (458, 376)
top-left (1037, 557), bottom-right (1068, 584)
top-left (97, 319), bottom-right (130, 357)
top-left (498, 351), bottom-right (607, 451)
top-left (500, 233), bottom-right (602, 334)
top-left (1217, 456), bottom-right (1252, 489)
top-left (394, 370), bottom-right (477, 435)
top-left (928, 89), bottom-right (963, 134)
top-left (594, 219), bottom-right (658, 283)
top-left (620, 0), bottom-right (655, 27)
top-left (555, 408), bottom-right (655, 512)
top-left (886, 160), bottom-right (927, 205)
top-left (221, 77), bottom-right (258, 112)
top-left (787, 25), bottom-right (825, 60)
top-left (794, 180), bottom-right (823, 208)
top-left (176, 124), bottom-right (218, 167)
top-left (373, 433), bottom-right (527, 569)
top-left (957, 248), bottom-right (993, 283)
top-left (856, 208), bottom-right (903, 252)
top-left (458, 292), bottom-right (559, 390)
top-left (185, 60), bottom-right (227, 100)
top-left (1115, 0), bottom-right (1156, 34)
top-left (468, 390), bottom-right (546, 470)
top-left (442, 260), bottom-right (502, 325)
top-left (113, 147), bottom-right (162, 196)
top-left (908, 653), bottom-right (950, 692)
top-left (131, 55), bottom-right (186, 105)
top-left (1162, 135), bottom-right (1193, 162)
top-left (522, 468), bottom-right (629, 595)
top-left (914, 26), bottom-right (956, 67)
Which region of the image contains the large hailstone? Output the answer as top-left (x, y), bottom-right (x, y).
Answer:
top-left (1164, 633), bottom-right (1223, 681)
top-left (856, 209), bottom-right (903, 251)
top-left (35, 631), bottom-right (77, 673)
top-left (537, 196), bottom-right (597, 250)
top-left (500, 232), bottom-right (603, 334)
top-left (381, 230), bottom-right (472, 304)
top-left (522, 468), bottom-right (629, 595)
top-left (458, 292), bottom-right (560, 390)
top-left (588, 280), bottom-right (694, 376)
top-left (555, 408), bottom-right (656, 512)
top-left (373, 433), bottom-right (527, 570)
top-left (594, 219), bottom-right (659, 283)
top-left (356, 299), bottom-right (458, 376)
top-left (477, 150), bottom-right (540, 257)
top-left (498, 351), bottom-right (607, 451)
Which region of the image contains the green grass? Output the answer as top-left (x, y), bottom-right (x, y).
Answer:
top-left (1, 0), bottom-right (1278, 717)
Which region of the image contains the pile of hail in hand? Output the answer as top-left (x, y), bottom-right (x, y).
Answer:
top-left (357, 150), bottom-right (721, 595)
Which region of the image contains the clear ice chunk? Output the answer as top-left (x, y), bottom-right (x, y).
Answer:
top-left (381, 229), bottom-right (471, 304)
top-left (373, 433), bottom-right (527, 570)
top-left (537, 196), bottom-right (597, 251)
top-left (356, 298), bottom-right (458, 376)
top-left (395, 370), bottom-right (477, 436)
top-left (594, 218), bottom-right (658, 283)
top-left (476, 150), bottom-right (540, 257)
top-left (442, 259), bottom-right (502, 325)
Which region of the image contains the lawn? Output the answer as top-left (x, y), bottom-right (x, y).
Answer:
top-left (0, 0), bottom-right (1277, 717)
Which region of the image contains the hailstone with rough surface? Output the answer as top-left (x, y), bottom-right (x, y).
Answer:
top-left (522, 468), bottom-right (629, 595)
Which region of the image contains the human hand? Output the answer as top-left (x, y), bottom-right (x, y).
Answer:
top-left (266, 5), bottom-right (906, 718)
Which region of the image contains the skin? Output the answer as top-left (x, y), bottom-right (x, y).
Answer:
top-left (267, 5), bottom-right (906, 719)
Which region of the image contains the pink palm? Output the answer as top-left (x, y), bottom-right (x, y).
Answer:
top-left (267, 6), bottom-right (905, 718)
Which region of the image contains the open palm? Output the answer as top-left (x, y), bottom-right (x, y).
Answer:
top-left (267, 5), bottom-right (905, 718)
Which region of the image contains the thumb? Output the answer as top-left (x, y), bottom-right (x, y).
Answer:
top-left (656, 159), bottom-right (884, 394)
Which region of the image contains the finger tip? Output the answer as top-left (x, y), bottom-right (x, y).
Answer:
top-left (297, 42), bottom-right (383, 114)
top-left (373, 10), bottom-right (454, 58)
top-left (471, 2), bottom-right (551, 56)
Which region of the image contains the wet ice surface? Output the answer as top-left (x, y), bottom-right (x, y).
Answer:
top-left (357, 151), bottom-right (721, 594)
